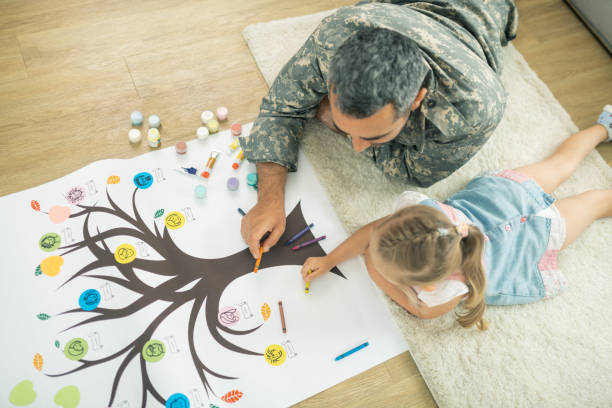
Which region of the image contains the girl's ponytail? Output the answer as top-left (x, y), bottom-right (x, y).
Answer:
top-left (455, 224), bottom-right (488, 330)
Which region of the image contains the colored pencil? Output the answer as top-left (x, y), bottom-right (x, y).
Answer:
top-left (278, 301), bottom-right (287, 333)
top-left (334, 342), bottom-right (369, 361)
top-left (285, 223), bottom-right (314, 246)
top-left (292, 235), bottom-right (326, 251)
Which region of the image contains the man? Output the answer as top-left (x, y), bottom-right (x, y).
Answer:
top-left (240, 0), bottom-right (518, 258)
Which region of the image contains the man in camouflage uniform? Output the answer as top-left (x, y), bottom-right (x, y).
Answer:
top-left (240, 0), bottom-right (518, 257)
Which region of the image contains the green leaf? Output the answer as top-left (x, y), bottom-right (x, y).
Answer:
top-left (154, 209), bottom-right (165, 219)
top-left (36, 313), bottom-right (51, 320)
top-left (54, 340), bottom-right (60, 348)
top-left (210, 404), bottom-right (220, 408)
top-left (35, 265), bottom-right (42, 276)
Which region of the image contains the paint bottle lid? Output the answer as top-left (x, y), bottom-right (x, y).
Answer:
top-left (207, 119), bottom-right (219, 133)
top-left (128, 128), bottom-right (142, 143)
top-left (201, 110), bottom-right (215, 124)
top-left (147, 128), bottom-right (160, 139)
top-left (148, 115), bottom-right (161, 128)
top-left (175, 141), bottom-right (187, 154)
top-left (231, 123), bottom-right (242, 136)
top-left (130, 111), bottom-right (143, 126)
top-left (216, 106), bottom-right (228, 121)
top-left (246, 173), bottom-right (258, 187)
top-left (227, 177), bottom-right (239, 191)
top-left (194, 185), bottom-right (207, 198)
top-left (197, 126), bottom-right (209, 140)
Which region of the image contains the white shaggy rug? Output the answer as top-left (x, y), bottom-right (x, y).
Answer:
top-left (242, 9), bottom-right (612, 408)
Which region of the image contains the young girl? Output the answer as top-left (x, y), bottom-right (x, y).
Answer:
top-left (301, 107), bottom-right (612, 330)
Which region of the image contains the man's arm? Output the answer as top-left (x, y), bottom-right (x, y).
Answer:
top-left (241, 162), bottom-right (287, 258)
top-left (239, 33), bottom-right (329, 256)
top-left (240, 33), bottom-right (328, 171)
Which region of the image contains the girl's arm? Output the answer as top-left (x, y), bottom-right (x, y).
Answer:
top-left (301, 216), bottom-right (389, 281)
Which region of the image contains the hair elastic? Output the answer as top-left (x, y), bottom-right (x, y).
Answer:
top-left (437, 228), bottom-right (449, 236)
top-left (456, 224), bottom-right (469, 238)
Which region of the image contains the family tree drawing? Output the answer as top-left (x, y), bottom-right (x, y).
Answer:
top-left (26, 172), bottom-right (346, 408)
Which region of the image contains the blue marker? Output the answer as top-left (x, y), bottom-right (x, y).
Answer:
top-left (237, 208), bottom-right (246, 216)
top-left (334, 342), bottom-right (369, 361)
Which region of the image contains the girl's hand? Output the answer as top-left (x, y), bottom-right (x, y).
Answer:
top-left (301, 256), bottom-right (335, 282)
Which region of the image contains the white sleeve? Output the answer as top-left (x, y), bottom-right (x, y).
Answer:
top-left (393, 191), bottom-right (430, 213)
top-left (416, 280), bottom-right (469, 307)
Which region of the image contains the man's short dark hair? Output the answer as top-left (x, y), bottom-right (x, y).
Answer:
top-left (328, 27), bottom-right (428, 119)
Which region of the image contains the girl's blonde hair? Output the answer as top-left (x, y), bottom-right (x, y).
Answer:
top-left (374, 205), bottom-right (488, 330)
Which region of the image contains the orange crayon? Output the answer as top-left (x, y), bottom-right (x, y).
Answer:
top-left (253, 246), bottom-right (264, 273)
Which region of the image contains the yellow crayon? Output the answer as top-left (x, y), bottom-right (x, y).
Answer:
top-left (305, 269), bottom-right (312, 294)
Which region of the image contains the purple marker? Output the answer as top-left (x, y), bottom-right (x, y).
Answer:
top-left (292, 235), bottom-right (326, 251)
top-left (285, 223), bottom-right (314, 246)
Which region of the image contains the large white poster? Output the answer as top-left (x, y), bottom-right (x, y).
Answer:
top-left (1, 123), bottom-right (408, 408)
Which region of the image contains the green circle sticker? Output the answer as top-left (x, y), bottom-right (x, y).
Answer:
top-left (39, 232), bottom-right (61, 252)
top-left (142, 340), bottom-right (166, 363)
top-left (64, 338), bottom-right (88, 361)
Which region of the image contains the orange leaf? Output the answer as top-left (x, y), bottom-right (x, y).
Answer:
top-left (33, 353), bottom-right (43, 371)
top-left (221, 390), bottom-right (243, 403)
top-left (31, 200), bottom-right (40, 211)
top-left (107, 175), bottom-right (120, 184)
top-left (261, 303), bottom-right (271, 321)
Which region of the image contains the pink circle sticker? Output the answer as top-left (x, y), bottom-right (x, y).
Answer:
top-left (48, 205), bottom-right (71, 224)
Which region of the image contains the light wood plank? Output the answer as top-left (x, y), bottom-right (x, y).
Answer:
top-left (293, 361), bottom-right (391, 407)
top-left (513, 0), bottom-right (612, 166)
top-left (0, 35), bottom-right (27, 84)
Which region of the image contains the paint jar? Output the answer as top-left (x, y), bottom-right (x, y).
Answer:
top-left (148, 128), bottom-right (161, 147)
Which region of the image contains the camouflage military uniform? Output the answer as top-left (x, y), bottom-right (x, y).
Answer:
top-left (240, 0), bottom-right (518, 187)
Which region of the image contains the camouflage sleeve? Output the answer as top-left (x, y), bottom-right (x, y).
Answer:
top-left (240, 35), bottom-right (328, 172)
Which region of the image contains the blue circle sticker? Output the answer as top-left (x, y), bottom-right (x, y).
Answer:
top-left (166, 393), bottom-right (190, 408)
top-left (79, 289), bottom-right (101, 311)
top-left (133, 172), bottom-right (153, 189)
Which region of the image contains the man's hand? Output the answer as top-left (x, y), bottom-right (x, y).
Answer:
top-left (241, 199), bottom-right (286, 258)
top-left (241, 162), bottom-right (288, 258)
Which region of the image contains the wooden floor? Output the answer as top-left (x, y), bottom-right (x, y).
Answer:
top-left (0, 0), bottom-right (610, 407)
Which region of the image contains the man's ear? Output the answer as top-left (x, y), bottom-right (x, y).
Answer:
top-left (410, 88), bottom-right (428, 111)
